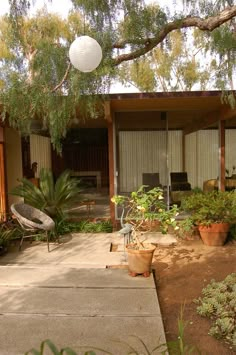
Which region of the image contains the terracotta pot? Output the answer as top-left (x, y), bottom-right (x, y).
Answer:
top-left (198, 223), bottom-right (230, 246)
top-left (126, 243), bottom-right (156, 276)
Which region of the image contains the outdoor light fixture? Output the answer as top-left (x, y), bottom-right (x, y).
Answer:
top-left (69, 35), bottom-right (103, 72)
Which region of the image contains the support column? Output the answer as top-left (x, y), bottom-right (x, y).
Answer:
top-left (182, 133), bottom-right (185, 171)
top-left (105, 101), bottom-right (115, 225)
top-left (0, 126), bottom-right (7, 220)
top-left (219, 120), bottom-right (225, 191)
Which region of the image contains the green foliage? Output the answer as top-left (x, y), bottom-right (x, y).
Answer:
top-left (175, 217), bottom-right (195, 239)
top-left (55, 219), bottom-right (113, 235)
top-left (181, 190), bottom-right (236, 225)
top-left (1, 1), bottom-right (236, 149)
top-left (111, 185), bottom-right (179, 235)
top-left (0, 12), bottom-right (110, 152)
top-left (194, 273), bottom-right (236, 350)
top-left (11, 169), bottom-right (81, 219)
top-left (25, 338), bottom-right (97, 354)
top-left (0, 223), bottom-right (18, 247)
top-left (167, 305), bottom-right (201, 354)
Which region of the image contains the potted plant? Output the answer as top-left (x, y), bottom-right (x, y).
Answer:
top-left (111, 185), bottom-right (179, 277)
top-left (181, 190), bottom-right (236, 246)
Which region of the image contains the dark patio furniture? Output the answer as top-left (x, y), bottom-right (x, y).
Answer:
top-left (10, 203), bottom-right (56, 252)
top-left (170, 172), bottom-right (192, 205)
top-left (142, 173), bottom-right (162, 191)
top-left (170, 172), bottom-right (191, 191)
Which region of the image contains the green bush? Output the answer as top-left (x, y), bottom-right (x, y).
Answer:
top-left (55, 220), bottom-right (113, 235)
top-left (0, 221), bottom-right (21, 250)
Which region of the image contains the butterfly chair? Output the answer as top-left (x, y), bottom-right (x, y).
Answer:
top-left (11, 203), bottom-right (56, 252)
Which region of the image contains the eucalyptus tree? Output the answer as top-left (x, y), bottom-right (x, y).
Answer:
top-left (1, 0), bottom-right (236, 151)
top-left (118, 30), bottom-right (214, 92)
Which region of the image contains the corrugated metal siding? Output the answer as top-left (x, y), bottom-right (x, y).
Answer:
top-left (30, 135), bottom-right (52, 177)
top-left (119, 131), bottom-right (182, 192)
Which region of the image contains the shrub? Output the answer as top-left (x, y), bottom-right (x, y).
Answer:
top-left (55, 220), bottom-right (113, 235)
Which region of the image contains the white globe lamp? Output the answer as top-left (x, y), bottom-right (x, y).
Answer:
top-left (69, 35), bottom-right (103, 72)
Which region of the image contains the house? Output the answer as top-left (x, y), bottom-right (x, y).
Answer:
top-left (1, 90), bottom-right (236, 222)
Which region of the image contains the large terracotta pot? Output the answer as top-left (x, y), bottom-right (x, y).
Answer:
top-left (198, 223), bottom-right (230, 246)
top-left (126, 243), bottom-right (156, 277)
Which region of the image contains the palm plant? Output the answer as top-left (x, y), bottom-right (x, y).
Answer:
top-left (11, 169), bottom-right (81, 220)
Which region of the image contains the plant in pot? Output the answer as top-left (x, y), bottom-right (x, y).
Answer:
top-left (111, 185), bottom-right (179, 277)
top-left (181, 190), bottom-right (236, 246)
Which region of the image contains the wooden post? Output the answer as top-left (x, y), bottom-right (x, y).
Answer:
top-left (219, 120), bottom-right (225, 191)
top-left (0, 126), bottom-right (7, 221)
top-left (106, 101), bottom-right (115, 226)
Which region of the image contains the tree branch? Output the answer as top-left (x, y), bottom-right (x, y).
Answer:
top-left (113, 5), bottom-right (236, 65)
top-left (51, 62), bottom-right (71, 93)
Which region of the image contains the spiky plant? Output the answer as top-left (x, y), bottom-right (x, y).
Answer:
top-left (11, 168), bottom-right (81, 220)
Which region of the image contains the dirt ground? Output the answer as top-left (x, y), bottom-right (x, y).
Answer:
top-left (152, 238), bottom-right (236, 355)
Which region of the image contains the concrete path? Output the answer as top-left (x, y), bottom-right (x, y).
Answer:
top-left (0, 232), bottom-right (173, 355)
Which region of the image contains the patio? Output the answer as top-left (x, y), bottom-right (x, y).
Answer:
top-left (0, 232), bottom-right (175, 354)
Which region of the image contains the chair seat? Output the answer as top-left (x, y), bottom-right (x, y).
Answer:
top-left (171, 182), bottom-right (191, 191)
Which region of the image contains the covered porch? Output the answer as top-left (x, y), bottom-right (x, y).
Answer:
top-left (1, 90), bottom-right (236, 221)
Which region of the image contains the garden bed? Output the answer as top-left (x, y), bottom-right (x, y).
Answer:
top-left (153, 239), bottom-right (236, 354)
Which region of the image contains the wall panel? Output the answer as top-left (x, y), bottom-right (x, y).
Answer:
top-left (30, 135), bottom-right (52, 177)
top-left (226, 129), bottom-right (236, 175)
top-left (186, 130), bottom-right (218, 189)
top-left (118, 131), bottom-right (182, 192)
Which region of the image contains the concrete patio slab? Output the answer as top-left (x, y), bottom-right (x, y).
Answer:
top-left (0, 285), bottom-right (159, 316)
top-left (0, 315), bottom-right (166, 355)
top-left (0, 267), bottom-right (152, 288)
top-left (0, 233), bottom-right (168, 355)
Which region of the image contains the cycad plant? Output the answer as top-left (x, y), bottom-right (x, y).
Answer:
top-left (11, 169), bottom-right (81, 220)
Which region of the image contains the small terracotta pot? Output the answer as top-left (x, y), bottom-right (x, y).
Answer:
top-left (198, 223), bottom-right (230, 246)
top-left (126, 243), bottom-right (156, 274)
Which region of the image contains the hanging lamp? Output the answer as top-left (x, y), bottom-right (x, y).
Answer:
top-left (69, 35), bottom-right (103, 72)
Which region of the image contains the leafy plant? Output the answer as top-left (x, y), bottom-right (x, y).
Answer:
top-left (181, 191), bottom-right (236, 226)
top-left (11, 169), bottom-right (82, 220)
top-left (24, 339), bottom-right (100, 355)
top-left (175, 217), bottom-right (196, 240)
top-left (111, 186), bottom-right (179, 249)
top-left (54, 219), bottom-right (113, 235)
top-left (194, 273), bottom-right (236, 350)
top-left (112, 185), bottom-right (179, 235)
top-left (167, 305), bottom-right (201, 355)
top-left (0, 219), bottom-right (21, 253)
